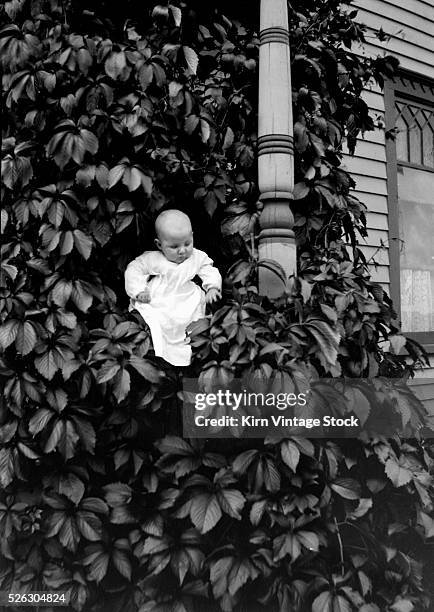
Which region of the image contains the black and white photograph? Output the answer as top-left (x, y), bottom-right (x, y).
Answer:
top-left (1, 0), bottom-right (434, 610)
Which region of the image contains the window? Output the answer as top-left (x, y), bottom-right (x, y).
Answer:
top-left (385, 74), bottom-right (434, 345)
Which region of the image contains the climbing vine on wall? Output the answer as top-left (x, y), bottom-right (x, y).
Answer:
top-left (1, 0), bottom-right (433, 610)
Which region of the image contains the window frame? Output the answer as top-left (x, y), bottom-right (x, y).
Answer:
top-left (384, 71), bottom-right (434, 350)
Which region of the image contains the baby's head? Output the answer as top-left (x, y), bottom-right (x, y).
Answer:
top-left (154, 210), bottom-right (194, 264)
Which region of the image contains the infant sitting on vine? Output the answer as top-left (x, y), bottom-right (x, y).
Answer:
top-left (125, 209), bottom-right (222, 366)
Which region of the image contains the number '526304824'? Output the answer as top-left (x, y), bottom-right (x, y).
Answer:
top-left (0, 591), bottom-right (69, 606)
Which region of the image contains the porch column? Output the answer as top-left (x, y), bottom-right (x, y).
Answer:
top-left (258, 0), bottom-right (296, 297)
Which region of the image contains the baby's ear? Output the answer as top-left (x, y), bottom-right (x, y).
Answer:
top-left (154, 238), bottom-right (161, 250)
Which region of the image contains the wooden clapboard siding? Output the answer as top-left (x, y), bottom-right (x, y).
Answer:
top-left (357, 40), bottom-right (434, 80)
top-left (358, 127), bottom-right (387, 146)
top-left (350, 175), bottom-right (388, 195)
top-left (409, 379), bottom-right (434, 399)
top-left (342, 156), bottom-right (387, 179)
top-left (354, 0), bottom-right (433, 42)
top-left (360, 90), bottom-right (385, 113)
top-left (368, 265), bottom-right (390, 284)
top-left (422, 398), bottom-right (434, 413)
top-left (409, 376), bottom-right (434, 406)
top-left (359, 228), bottom-right (389, 247)
top-left (362, 245), bottom-right (389, 264)
top-left (353, 192), bottom-right (388, 214)
top-left (350, 0), bottom-right (434, 78)
top-left (365, 212), bottom-right (388, 231)
top-left (344, 3), bottom-right (434, 386)
top-left (343, 77), bottom-right (390, 278)
top-left (352, 141), bottom-right (386, 162)
top-left (354, 17), bottom-right (434, 69)
top-left (353, 1), bottom-right (434, 379)
top-left (354, 0), bottom-right (433, 34)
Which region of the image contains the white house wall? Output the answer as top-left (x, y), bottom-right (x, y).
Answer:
top-left (341, 0), bottom-right (434, 387)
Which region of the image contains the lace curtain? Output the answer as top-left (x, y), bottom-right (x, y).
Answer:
top-left (401, 269), bottom-right (434, 332)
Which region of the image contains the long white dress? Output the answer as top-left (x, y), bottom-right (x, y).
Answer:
top-left (125, 248), bottom-right (222, 366)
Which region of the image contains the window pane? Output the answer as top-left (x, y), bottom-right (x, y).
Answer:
top-left (408, 108), bottom-right (422, 165)
top-left (422, 111), bottom-right (434, 167)
top-left (398, 166), bottom-right (434, 332)
top-left (395, 99), bottom-right (434, 168)
top-left (395, 114), bottom-right (408, 162)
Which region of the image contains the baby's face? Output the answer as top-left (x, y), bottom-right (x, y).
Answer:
top-left (157, 227), bottom-right (194, 264)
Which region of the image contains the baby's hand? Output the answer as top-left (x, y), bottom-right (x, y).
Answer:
top-left (205, 287), bottom-right (221, 304)
top-left (136, 289), bottom-right (151, 303)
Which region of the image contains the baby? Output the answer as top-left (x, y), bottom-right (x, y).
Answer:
top-left (125, 210), bottom-right (222, 366)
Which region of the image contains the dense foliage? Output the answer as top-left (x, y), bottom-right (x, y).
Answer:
top-left (1, 0), bottom-right (433, 611)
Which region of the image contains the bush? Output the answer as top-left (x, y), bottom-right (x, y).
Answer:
top-left (1, 0), bottom-right (433, 610)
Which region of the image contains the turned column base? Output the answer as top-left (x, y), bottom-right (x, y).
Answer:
top-left (258, 192), bottom-right (296, 298)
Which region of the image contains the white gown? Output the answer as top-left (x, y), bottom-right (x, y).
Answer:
top-left (125, 248), bottom-right (222, 366)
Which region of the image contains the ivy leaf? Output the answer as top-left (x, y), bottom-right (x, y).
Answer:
top-left (183, 46), bottom-right (199, 74)
top-left (35, 350), bottom-right (58, 380)
top-left (250, 499), bottom-right (267, 526)
top-left (29, 408), bottom-right (54, 435)
top-left (384, 458), bottom-right (413, 488)
top-left (185, 115), bottom-right (199, 135)
top-left (71, 280), bottom-right (93, 312)
top-left (0, 320), bottom-right (20, 349)
top-left (0, 448), bottom-right (14, 488)
top-left (56, 309), bottom-right (77, 329)
top-left (73, 229), bottom-right (93, 260)
top-left (52, 279), bottom-right (73, 307)
top-left (331, 478), bottom-right (361, 500)
top-left (5, 0), bottom-right (26, 19)
top-left (76, 164), bottom-right (96, 187)
top-left (389, 335), bottom-right (406, 355)
top-left (347, 498), bottom-right (373, 520)
top-left (44, 420), bottom-right (64, 453)
top-left (169, 81), bottom-right (183, 98)
top-left (96, 363), bottom-right (120, 384)
top-left (293, 182), bottom-right (310, 199)
top-left (227, 559), bottom-right (254, 596)
top-left (312, 591), bottom-right (351, 612)
top-left (273, 532), bottom-right (301, 562)
top-left (77, 511), bottom-right (102, 541)
top-left (128, 355), bottom-right (162, 383)
top-left (103, 483), bottom-right (132, 507)
top-left (200, 118), bottom-right (211, 144)
top-left (105, 51), bottom-right (130, 80)
top-left (169, 4), bottom-right (182, 26)
top-left (58, 472), bottom-right (85, 504)
top-left (232, 449), bottom-right (258, 474)
top-left (305, 319), bottom-right (340, 367)
top-left (419, 511), bottom-right (434, 538)
top-left (223, 126), bottom-right (234, 150)
top-left (190, 493), bottom-right (222, 534)
top-left (281, 440), bottom-right (300, 472)
top-left (296, 530), bottom-right (319, 552)
top-left (210, 557), bottom-right (233, 599)
top-left (152, 5), bottom-right (169, 19)
top-left (320, 303), bottom-right (338, 323)
top-left (344, 387), bottom-right (371, 425)
top-left (156, 436), bottom-right (194, 456)
top-left (389, 600), bottom-right (414, 612)
top-left (113, 368), bottom-right (130, 403)
top-left (112, 549), bottom-right (132, 580)
top-left (83, 548), bottom-right (110, 583)
top-left (216, 489), bottom-right (245, 519)
top-left (2, 153), bottom-right (33, 189)
top-left (59, 516), bottom-right (81, 551)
